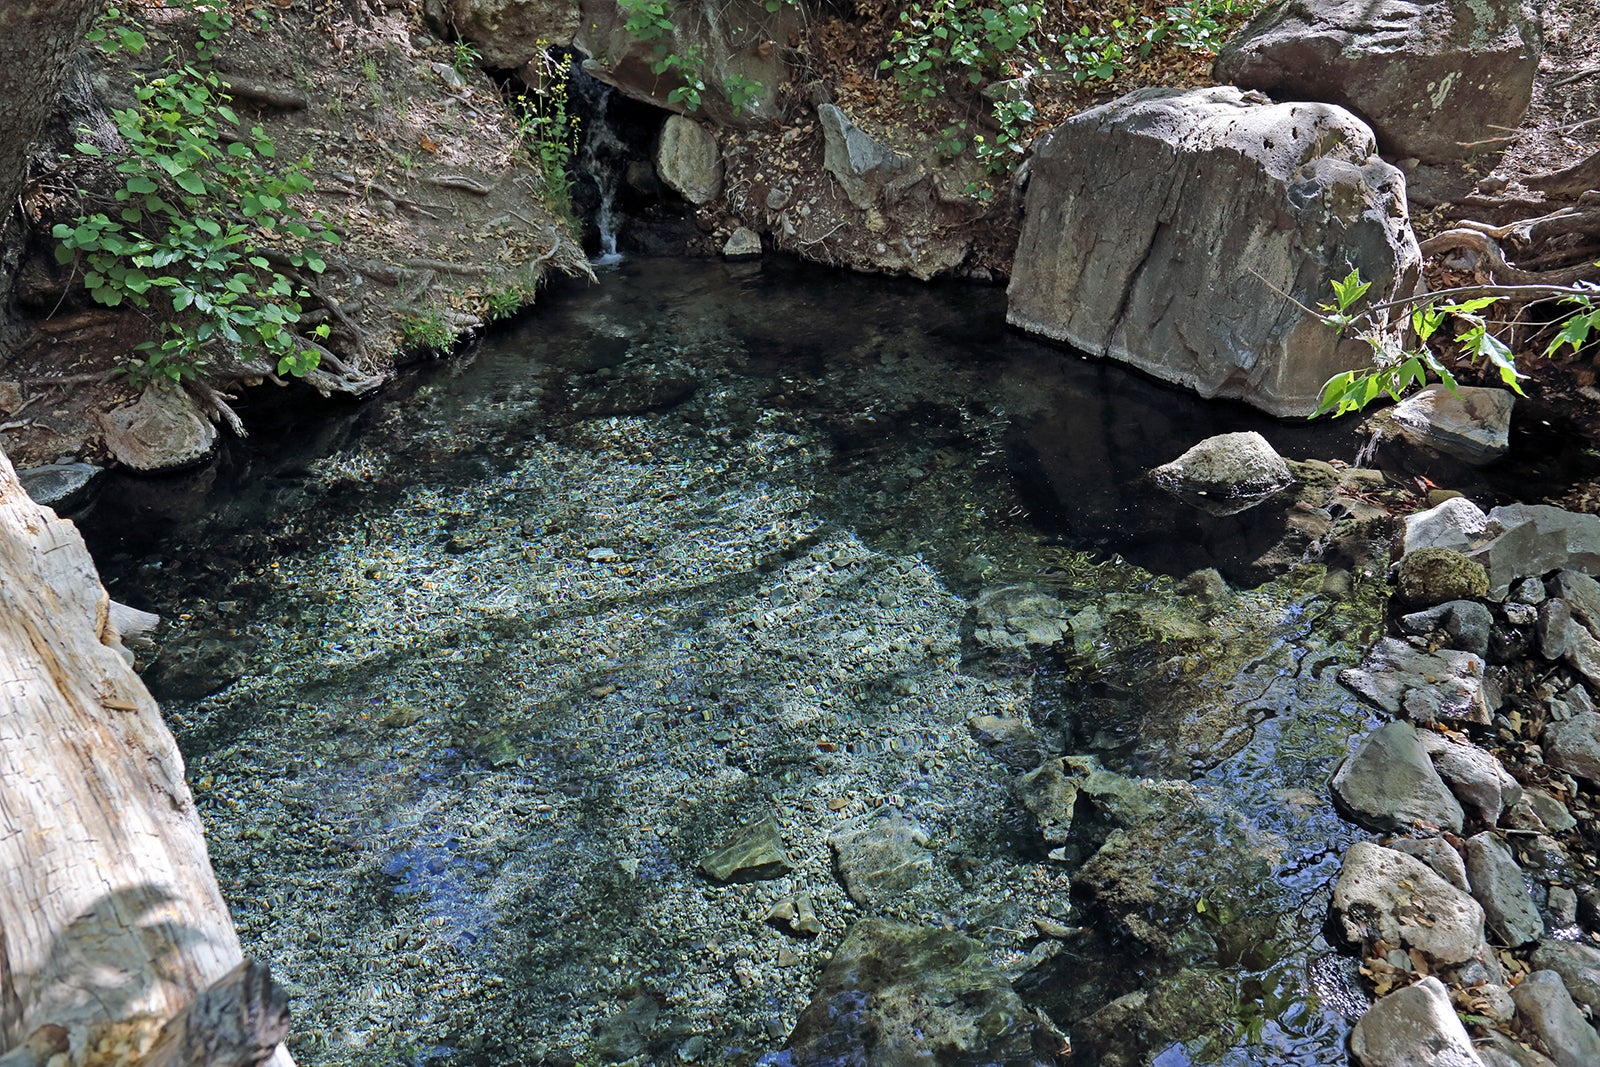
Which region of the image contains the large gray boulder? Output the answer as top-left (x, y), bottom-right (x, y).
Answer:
top-left (1332, 841), bottom-right (1486, 967)
top-left (656, 115), bottom-right (723, 206)
top-left (780, 919), bottom-right (1061, 1065)
top-left (1350, 976), bottom-right (1486, 1067)
top-left (1331, 721), bottom-right (1465, 833)
top-left (1007, 86), bottom-right (1420, 418)
top-left (1214, 0), bottom-right (1540, 203)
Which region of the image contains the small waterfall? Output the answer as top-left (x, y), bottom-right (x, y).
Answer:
top-left (571, 64), bottom-right (627, 266)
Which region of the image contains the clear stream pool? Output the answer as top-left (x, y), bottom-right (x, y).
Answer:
top-left (77, 256), bottom-right (1449, 1065)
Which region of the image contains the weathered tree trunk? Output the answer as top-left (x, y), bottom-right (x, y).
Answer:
top-left (0, 445), bottom-right (291, 1065)
top-left (0, 1), bottom-right (104, 218)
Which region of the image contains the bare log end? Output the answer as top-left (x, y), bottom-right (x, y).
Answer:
top-left (138, 959), bottom-right (289, 1067)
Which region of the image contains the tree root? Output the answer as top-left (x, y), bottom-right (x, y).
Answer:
top-left (1524, 150), bottom-right (1600, 197)
top-left (217, 75), bottom-right (309, 111)
top-left (1419, 228), bottom-right (1600, 286)
top-left (191, 380), bottom-right (248, 437)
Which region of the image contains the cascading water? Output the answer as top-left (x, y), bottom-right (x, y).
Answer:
top-left (570, 63), bottom-right (627, 265)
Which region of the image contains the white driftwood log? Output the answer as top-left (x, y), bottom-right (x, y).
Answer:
top-left (0, 447), bottom-right (292, 1066)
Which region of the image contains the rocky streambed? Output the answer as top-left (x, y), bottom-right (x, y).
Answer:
top-left (76, 256), bottom-right (1536, 1066)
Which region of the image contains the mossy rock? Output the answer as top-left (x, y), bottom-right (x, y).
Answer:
top-left (1396, 547), bottom-right (1488, 607)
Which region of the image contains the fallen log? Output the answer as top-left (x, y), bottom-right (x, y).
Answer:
top-left (0, 447), bottom-right (293, 1065)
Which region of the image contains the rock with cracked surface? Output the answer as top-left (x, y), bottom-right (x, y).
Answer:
top-left (1349, 975), bottom-right (1486, 1067)
top-left (1339, 636), bottom-right (1490, 725)
top-left (1007, 85), bottom-right (1419, 418)
top-left (1511, 970), bottom-right (1600, 1067)
top-left (1331, 721), bottom-right (1465, 833)
top-left (1463, 832), bottom-right (1542, 946)
top-left (1332, 842), bottom-right (1486, 967)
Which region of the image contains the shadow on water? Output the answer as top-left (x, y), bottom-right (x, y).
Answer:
top-left (72, 256), bottom-right (1447, 1066)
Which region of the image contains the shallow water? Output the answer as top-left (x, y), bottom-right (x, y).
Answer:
top-left (82, 256), bottom-right (1395, 1066)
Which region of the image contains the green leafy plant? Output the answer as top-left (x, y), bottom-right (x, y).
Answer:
top-left (399, 310), bottom-right (455, 351)
top-left (513, 47), bottom-right (581, 213)
top-left (1308, 269), bottom-right (1600, 417)
top-left (55, 5), bottom-right (338, 386)
top-left (452, 38), bottom-right (482, 73)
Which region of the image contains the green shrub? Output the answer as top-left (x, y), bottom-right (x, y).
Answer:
top-left (56, 3), bottom-right (339, 386)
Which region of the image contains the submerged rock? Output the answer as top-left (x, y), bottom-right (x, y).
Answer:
top-left (775, 919), bottom-right (1061, 1065)
top-left (828, 807), bottom-right (933, 905)
top-left (1007, 85), bottom-right (1419, 417)
top-left (1349, 975), bottom-right (1486, 1067)
top-left (972, 584), bottom-right (1073, 650)
top-left (699, 815), bottom-right (791, 882)
top-left (1149, 431), bottom-right (1293, 516)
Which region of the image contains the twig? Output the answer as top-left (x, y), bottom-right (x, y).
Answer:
top-left (399, 257), bottom-right (490, 275)
top-left (426, 175), bottom-right (492, 196)
top-left (1554, 65), bottom-right (1600, 88)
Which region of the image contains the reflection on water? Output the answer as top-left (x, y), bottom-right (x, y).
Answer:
top-left (81, 257), bottom-right (1386, 1066)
